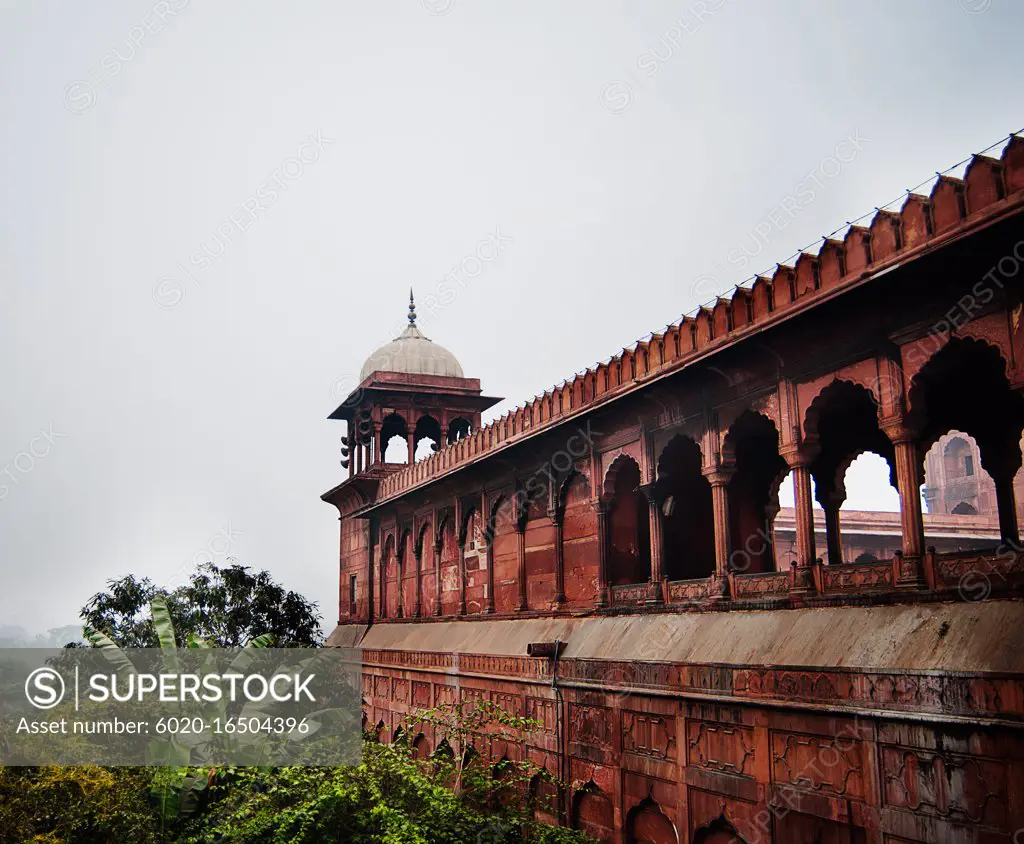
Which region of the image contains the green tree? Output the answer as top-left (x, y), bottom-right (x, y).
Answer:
top-left (79, 563), bottom-right (322, 648)
top-left (175, 702), bottom-right (591, 844)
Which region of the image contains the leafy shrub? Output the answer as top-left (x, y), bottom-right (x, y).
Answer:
top-left (0, 766), bottom-right (160, 844)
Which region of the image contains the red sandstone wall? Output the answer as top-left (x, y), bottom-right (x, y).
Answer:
top-left (563, 473), bottom-right (598, 606)
top-left (493, 507), bottom-right (519, 613)
top-left (401, 531), bottom-right (416, 617)
top-left (362, 656), bottom-right (1024, 843)
top-left (385, 540), bottom-right (400, 618)
top-left (420, 525), bottom-right (436, 616)
top-left (525, 492), bottom-right (557, 608)
top-left (339, 516), bottom-right (370, 618)
top-left (439, 523), bottom-right (460, 615)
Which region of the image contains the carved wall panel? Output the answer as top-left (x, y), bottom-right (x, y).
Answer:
top-left (434, 683), bottom-right (456, 707)
top-left (569, 703), bottom-right (613, 751)
top-left (686, 721), bottom-right (755, 777)
top-left (622, 711), bottom-right (676, 761)
top-left (770, 730), bottom-right (865, 800)
top-left (461, 686), bottom-right (487, 708)
top-left (526, 696), bottom-right (557, 734)
top-left (492, 691), bottom-right (523, 718)
top-left (881, 745), bottom-right (1008, 828)
top-left (412, 680), bottom-right (431, 708)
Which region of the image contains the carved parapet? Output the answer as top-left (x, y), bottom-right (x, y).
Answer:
top-left (820, 559), bottom-right (895, 594)
top-left (667, 577), bottom-right (713, 604)
top-left (730, 571), bottom-right (791, 600)
top-left (612, 582), bottom-right (650, 607)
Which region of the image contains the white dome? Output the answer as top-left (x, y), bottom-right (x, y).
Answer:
top-left (359, 322), bottom-right (464, 382)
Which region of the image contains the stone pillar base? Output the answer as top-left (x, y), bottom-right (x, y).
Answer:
top-left (707, 572), bottom-right (729, 602)
top-left (893, 551), bottom-right (926, 589)
top-left (789, 561), bottom-right (818, 597)
top-left (643, 580), bottom-right (664, 606)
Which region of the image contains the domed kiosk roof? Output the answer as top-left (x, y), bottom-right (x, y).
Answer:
top-left (359, 292), bottom-right (464, 382)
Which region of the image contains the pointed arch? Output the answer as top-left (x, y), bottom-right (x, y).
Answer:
top-left (603, 453), bottom-right (642, 501)
top-left (693, 816), bottom-right (746, 844)
top-left (656, 434), bottom-right (715, 580)
top-left (571, 781), bottom-right (614, 842)
top-left (458, 503), bottom-right (480, 548)
top-left (556, 467), bottom-right (589, 520)
top-left (908, 335), bottom-right (1024, 461)
top-left (411, 732), bottom-right (431, 760)
top-left (491, 753), bottom-right (521, 809)
top-left (486, 492), bottom-right (511, 541)
top-left (722, 410), bottom-right (788, 573)
top-left (381, 412), bottom-right (409, 464)
top-left (804, 379), bottom-right (898, 563)
top-left (908, 335), bottom-right (1024, 542)
top-left (447, 417), bottom-right (471, 444)
top-left (413, 414), bottom-right (442, 461)
top-left (626, 797), bottom-right (678, 844)
top-left (603, 454), bottom-right (651, 585)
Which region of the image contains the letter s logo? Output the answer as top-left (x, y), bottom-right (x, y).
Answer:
top-left (25, 667), bottom-right (65, 709)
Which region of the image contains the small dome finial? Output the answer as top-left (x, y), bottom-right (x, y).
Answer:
top-left (408, 288), bottom-right (417, 324)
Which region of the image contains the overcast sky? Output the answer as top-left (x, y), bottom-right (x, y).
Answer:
top-left (1, 1), bottom-right (1020, 635)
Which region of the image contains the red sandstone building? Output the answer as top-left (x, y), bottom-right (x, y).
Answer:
top-left (324, 136), bottom-right (1024, 843)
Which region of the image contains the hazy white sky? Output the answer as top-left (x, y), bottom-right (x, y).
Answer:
top-left (1, 0), bottom-right (1020, 634)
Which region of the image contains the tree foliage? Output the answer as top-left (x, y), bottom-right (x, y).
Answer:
top-left (0, 716), bottom-right (591, 844)
top-left (79, 563), bottom-right (322, 648)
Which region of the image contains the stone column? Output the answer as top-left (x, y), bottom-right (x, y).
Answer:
top-left (595, 501), bottom-right (610, 608)
top-left (517, 519), bottom-right (530, 611)
top-left (484, 534), bottom-right (496, 614)
top-left (367, 531), bottom-right (375, 624)
top-left (992, 468), bottom-right (1021, 546)
top-left (433, 539), bottom-right (443, 616)
top-left (395, 553), bottom-right (404, 619)
top-left (355, 433), bottom-right (363, 474)
top-left (458, 542), bottom-right (467, 616)
top-left (821, 492), bottom-right (845, 565)
top-left (407, 432), bottom-right (415, 465)
top-left (639, 483), bottom-right (664, 604)
top-left (791, 463), bottom-right (817, 566)
top-left (885, 424), bottom-right (926, 587)
top-left (373, 423), bottom-right (382, 465)
top-left (413, 541), bottom-right (423, 618)
top-left (787, 455), bottom-right (818, 594)
top-left (703, 467), bottom-right (733, 599)
top-left (549, 508), bottom-right (566, 608)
